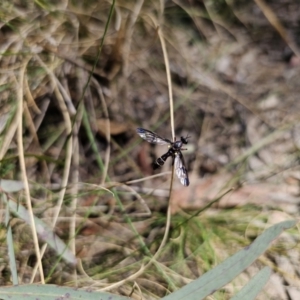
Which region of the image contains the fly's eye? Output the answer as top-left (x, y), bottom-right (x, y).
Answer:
top-left (181, 137), bottom-right (188, 144)
top-left (181, 134), bottom-right (190, 144)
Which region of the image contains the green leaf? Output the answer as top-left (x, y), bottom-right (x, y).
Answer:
top-left (231, 266), bottom-right (271, 300)
top-left (0, 284), bottom-right (131, 300)
top-left (162, 220), bottom-right (296, 300)
top-left (0, 179), bottom-right (24, 192)
top-left (7, 200), bottom-right (77, 265)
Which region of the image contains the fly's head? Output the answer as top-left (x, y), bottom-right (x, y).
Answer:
top-left (181, 134), bottom-right (190, 145)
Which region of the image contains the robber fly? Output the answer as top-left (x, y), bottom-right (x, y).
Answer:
top-left (136, 128), bottom-right (190, 186)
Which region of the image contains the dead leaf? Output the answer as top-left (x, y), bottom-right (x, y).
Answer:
top-left (170, 173), bottom-right (300, 214)
top-left (97, 119), bottom-right (130, 136)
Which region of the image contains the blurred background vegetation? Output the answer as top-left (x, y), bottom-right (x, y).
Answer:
top-left (0, 0), bottom-right (300, 299)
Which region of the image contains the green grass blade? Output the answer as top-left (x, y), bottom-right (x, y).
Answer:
top-left (0, 179), bottom-right (24, 192)
top-left (6, 200), bottom-right (77, 265)
top-left (1, 180), bottom-right (25, 284)
top-left (162, 220), bottom-right (296, 300)
top-left (0, 284), bottom-right (131, 300)
top-left (4, 194), bottom-right (18, 285)
top-left (231, 266), bottom-right (272, 300)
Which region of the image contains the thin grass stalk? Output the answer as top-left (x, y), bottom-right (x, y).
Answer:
top-left (99, 183), bottom-right (176, 292)
top-left (254, 0), bottom-right (300, 58)
top-left (69, 111), bottom-right (82, 284)
top-left (16, 59), bottom-right (45, 283)
top-left (109, 57), bottom-right (180, 290)
top-left (77, 0), bottom-right (116, 179)
top-left (30, 54), bottom-right (73, 282)
top-left (78, 0), bottom-right (115, 110)
top-left (91, 78), bottom-right (111, 185)
top-left (158, 27), bottom-right (175, 140)
top-left (0, 105), bottom-right (18, 160)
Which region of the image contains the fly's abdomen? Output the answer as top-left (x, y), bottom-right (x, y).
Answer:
top-left (152, 151), bottom-right (172, 170)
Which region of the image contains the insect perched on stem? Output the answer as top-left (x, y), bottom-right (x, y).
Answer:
top-left (136, 128), bottom-right (190, 186)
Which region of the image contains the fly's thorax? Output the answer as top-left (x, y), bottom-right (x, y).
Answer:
top-left (173, 140), bottom-right (183, 149)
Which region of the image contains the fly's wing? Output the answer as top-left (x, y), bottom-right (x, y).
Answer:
top-left (136, 128), bottom-right (171, 145)
top-left (174, 152), bottom-right (189, 186)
